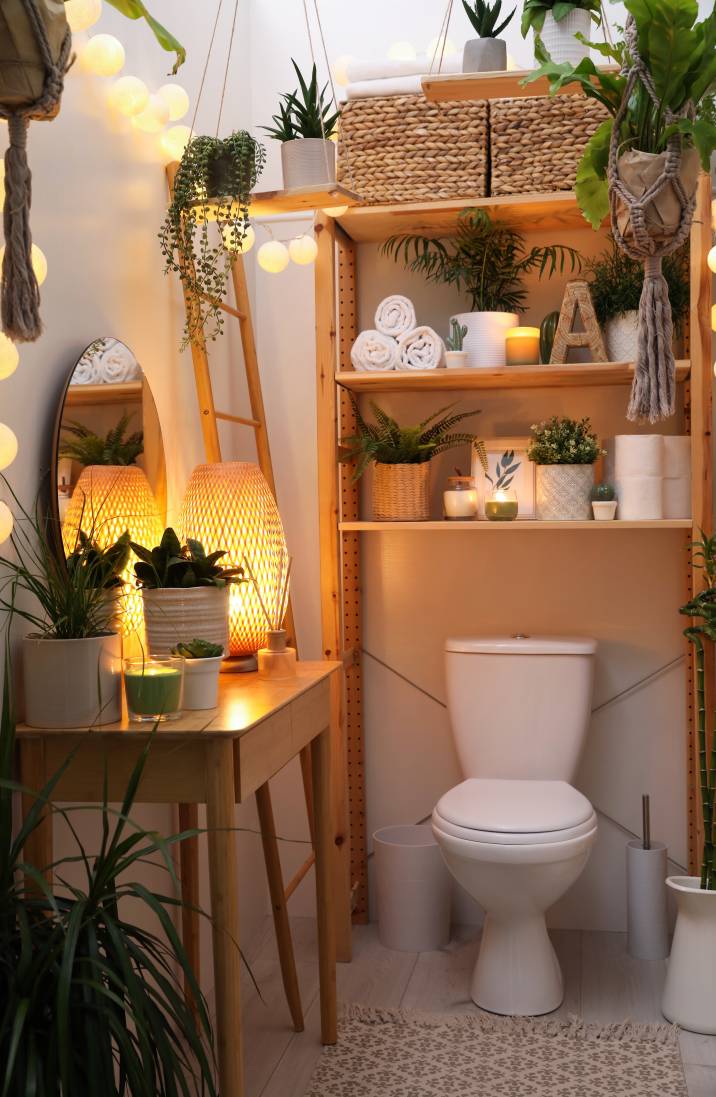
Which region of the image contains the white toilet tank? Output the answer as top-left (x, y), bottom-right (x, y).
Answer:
top-left (445, 635), bottom-right (596, 781)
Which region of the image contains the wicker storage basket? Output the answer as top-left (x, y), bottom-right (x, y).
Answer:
top-left (373, 462), bottom-right (431, 521)
top-left (338, 95), bottom-right (488, 204)
top-left (490, 96), bottom-right (607, 196)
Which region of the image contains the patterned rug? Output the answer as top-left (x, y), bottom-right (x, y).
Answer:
top-left (306, 1005), bottom-right (688, 1096)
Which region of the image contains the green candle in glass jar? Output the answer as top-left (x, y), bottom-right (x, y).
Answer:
top-left (485, 489), bottom-right (519, 521)
top-left (124, 658), bottom-right (183, 722)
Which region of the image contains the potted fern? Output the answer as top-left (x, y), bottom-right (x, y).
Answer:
top-left (383, 208), bottom-right (580, 367)
top-left (521, 0), bottom-right (601, 65)
top-left (340, 400), bottom-right (486, 522)
top-left (461, 0), bottom-right (515, 73)
top-left (262, 60), bottom-right (340, 190)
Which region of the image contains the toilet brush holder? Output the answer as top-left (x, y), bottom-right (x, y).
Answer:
top-left (626, 839), bottom-right (669, 960)
top-left (258, 629), bottom-right (297, 679)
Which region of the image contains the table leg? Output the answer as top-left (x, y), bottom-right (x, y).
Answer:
top-left (205, 740), bottom-right (244, 1097)
top-left (18, 739), bottom-right (53, 889)
top-left (311, 726), bottom-right (337, 1045)
top-left (178, 803), bottom-right (201, 1007)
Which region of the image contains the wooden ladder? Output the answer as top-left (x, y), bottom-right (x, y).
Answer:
top-left (166, 163), bottom-right (317, 1029)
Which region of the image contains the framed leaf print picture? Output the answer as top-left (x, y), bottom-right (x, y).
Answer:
top-left (471, 437), bottom-right (536, 520)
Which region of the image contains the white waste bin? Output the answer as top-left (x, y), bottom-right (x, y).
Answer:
top-left (373, 824), bottom-right (451, 952)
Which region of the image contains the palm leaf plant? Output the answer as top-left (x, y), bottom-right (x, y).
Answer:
top-left (262, 60), bottom-right (340, 142)
top-left (60, 413), bottom-right (144, 468)
top-left (463, 0), bottom-right (516, 37)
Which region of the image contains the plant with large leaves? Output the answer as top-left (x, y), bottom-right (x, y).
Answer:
top-left (107, 0), bottom-right (185, 73)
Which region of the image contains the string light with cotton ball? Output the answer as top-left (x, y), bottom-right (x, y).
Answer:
top-left (288, 235), bottom-right (318, 265)
top-left (64, 0), bottom-right (102, 32)
top-left (132, 93), bottom-right (170, 134)
top-left (160, 125), bottom-right (193, 163)
top-left (0, 503), bottom-right (12, 545)
top-left (0, 425), bottom-right (18, 471)
top-left (157, 84), bottom-right (190, 122)
top-left (332, 55), bottom-right (353, 88)
top-left (427, 36), bottom-right (458, 56)
top-left (222, 224), bottom-right (256, 254)
top-left (257, 240), bottom-right (290, 274)
top-left (707, 245), bottom-right (716, 273)
top-left (0, 244), bottom-right (47, 287)
top-left (387, 41), bottom-right (417, 61)
top-left (81, 34), bottom-right (125, 77)
top-left (0, 335), bottom-right (18, 381)
top-left (108, 75), bottom-right (149, 117)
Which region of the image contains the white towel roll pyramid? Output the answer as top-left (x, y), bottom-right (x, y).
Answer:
top-left (397, 326), bottom-right (444, 371)
top-left (375, 295), bottom-right (416, 339)
top-left (662, 436), bottom-right (691, 479)
top-left (351, 330), bottom-right (399, 372)
top-left (614, 434), bottom-right (664, 478)
top-left (615, 476), bottom-right (663, 520)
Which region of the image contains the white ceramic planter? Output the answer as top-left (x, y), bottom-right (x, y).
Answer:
top-left (536, 464), bottom-right (594, 521)
top-left (452, 312), bottom-right (518, 368)
top-left (281, 138), bottom-right (336, 190)
top-left (592, 500), bottom-right (617, 521)
top-left (23, 633), bottom-right (122, 728)
top-left (462, 37), bottom-right (507, 73)
top-left (142, 586), bottom-right (230, 657)
top-left (539, 9), bottom-right (591, 65)
top-left (605, 311), bottom-right (639, 362)
top-left (662, 876), bottom-right (716, 1034)
top-left (182, 656), bottom-right (223, 710)
top-left (445, 350), bottom-right (468, 369)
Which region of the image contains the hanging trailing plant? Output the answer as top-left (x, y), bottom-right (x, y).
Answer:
top-left (160, 131), bottom-right (266, 348)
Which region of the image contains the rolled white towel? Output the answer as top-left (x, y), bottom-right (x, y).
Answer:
top-left (662, 435), bottom-right (690, 479)
top-left (70, 356), bottom-right (99, 385)
top-left (374, 295), bottom-right (416, 339)
top-left (663, 476), bottom-right (691, 520)
top-left (397, 326), bottom-right (445, 371)
top-left (97, 339), bottom-right (142, 384)
top-left (615, 476), bottom-right (663, 520)
top-left (345, 75), bottom-right (424, 99)
top-left (614, 434), bottom-right (663, 478)
top-left (345, 54), bottom-right (461, 83)
top-left (351, 330), bottom-right (399, 372)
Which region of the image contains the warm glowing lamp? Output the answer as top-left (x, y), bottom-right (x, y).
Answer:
top-left (180, 462), bottom-right (288, 662)
top-left (82, 34), bottom-right (126, 77)
top-left (108, 75), bottom-right (149, 117)
top-left (0, 334), bottom-right (18, 380)
top-left (288, 235), bottom-right (318, 265)
top-left (387, 41), bottom-right (417, 61)
top-left (708, 245), bottom-right (716, 273)
top-left (160, 124), bottom-right (192, 163)
top-left (64, 0), bottom-right (102, 31)
top-left (0, 502), bottom-right (12, 544)
top-left (0, 424), bottom-right (18, 471)
top-left (131, 93), bottom-right (170, 133)
top-left (332, 55), bottom-right (353, 88)
top-left (427, 36), bottom-right (458, 57)
top-left (222, 223), bottom-right (255, 254)
top-left (157, 83), bottom-right (190, 122)
top-left (62, 465), bottom-right (162, 635)
top-left (0, 243), bottom-right (46, 286)
top-left (257, 240), bottom-right (289, 273)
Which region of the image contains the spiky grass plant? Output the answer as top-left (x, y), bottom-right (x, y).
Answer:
top-left (383, 208), bottom-right (581, 313)
top-left (60, 413), bottom-right (144, 468)
top-left (262, 61), bottom-right (340, 142)
top-left (462, 0), bottom-right (516, 38)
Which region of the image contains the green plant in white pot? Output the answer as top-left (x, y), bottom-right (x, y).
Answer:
top-left (172, 637), bottom-right (225, 710)
top-left (528, 416), bottom-right (603, 521)
top-left (664, 533), bottom-right (716, 1032)
top-left (521, 0), bottom-right (601, 65)
top-left (262, 60), bottom-right (340, 190)
top-left (384, 208), bottom-right (580, 368)
top-left (461, 0), bottom-right (516, 73)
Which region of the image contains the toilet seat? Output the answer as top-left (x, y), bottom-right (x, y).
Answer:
top-left (433, 778), bottom-right (596, 846)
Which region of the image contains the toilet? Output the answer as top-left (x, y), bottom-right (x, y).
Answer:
top-left (432, 635), bottom-right (598, 1017)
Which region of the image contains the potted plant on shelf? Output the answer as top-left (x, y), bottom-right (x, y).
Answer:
top-left (340, 400), bottom-right (486, 522)
top-left (132, 527), bottom-right (242, 655)
top-left (663, 532), bottom-right (716, 1033)
top-left (172, 637), bottom-right (225, 709)
top-left (591, 482), bottom-right (617, 521)
top-left (262, 60), bottom-right (340, 191)
top-left (539, 310), bottom-right (560, 364)
top-left (445, 319), bottom-right (468, 369)
top-left (586, 239), bottom-right (689, 362)
top-left (527, 416), bottom-right (603, 521)
top-left (160, 131), bottom-right (266, 347)
top-left (461, 0), bottom-right (515, 73)
top-left (383, 208), bottom-right (581, 367)
top-left (521, 0), bottom-right (601, 65)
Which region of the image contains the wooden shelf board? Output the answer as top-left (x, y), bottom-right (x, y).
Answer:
top-left (421, 66), bottom-right (620, 103)
top-left (337, 360), bottom-right (690, 392)
top-left (249, 183), bottom-right (360, 217)
top-left (337, 191), bottom-right (596, 243)
top-left (64, 381), bottom-right (143, 406)
top-left (340, 519), bottom-right (692, 532)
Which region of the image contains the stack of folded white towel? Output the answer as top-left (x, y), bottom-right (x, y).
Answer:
top-left (604, 435), bottom-right (691, 520)
top-left (351, 296), bottom-right (445, 373)
top-left (344, 55), bottom-right (461, 101)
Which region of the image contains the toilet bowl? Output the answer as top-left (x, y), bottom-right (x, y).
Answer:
top-left (433, 635), bottom-right (598, 1016)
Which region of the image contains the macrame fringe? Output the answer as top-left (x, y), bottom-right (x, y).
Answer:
top-left (628, 255), bottom-right (676, 423)
top-left (2, 115), bottom-right (40, 342)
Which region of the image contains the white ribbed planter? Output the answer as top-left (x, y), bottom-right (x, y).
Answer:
top-left (452, 312), bottom-right (518, 368)
top-left (142, 587), bottom-right (230, 656)
top-left (605, 311), bottom-right (639, 362)
top-left (281, 138), bottom-right (336, 189)
top-left (539, 9), bottom-right (591, 65)
top-left (662, 877), bottom-right (716, 1034)
top-left (23, 633), bottom-right (122, 728)
top-left (536, 464), bottom-right (594, 521)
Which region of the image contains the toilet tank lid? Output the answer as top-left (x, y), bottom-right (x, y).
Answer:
top-left (445, 635), bottom-right (597, 655)
top-left (435, 779), bottom-right (594, 834)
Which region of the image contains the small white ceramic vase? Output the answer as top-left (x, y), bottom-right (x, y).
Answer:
top-left (182, 656), bottom-right (223, 710)
top-left (662, 876), bottom-right (716, 1034)
top-left (605, 311), bottom-right (640, 362)
top-left (281, 138), bottom-right (336, 190)
top-left (23, 633), bottom-right (122, 728)
top-left (539, 9), bottom-right (591, 65)
top-left (445, 350), bottom-right (468, 369)
top-left (592, 500), bottom-right (617, 521)
top-left (142, 586), bottom-right (230, 656)
top-left (536, 464), bottom-right (594, 521)
top-left (452, 311), bottom-right (519, 368)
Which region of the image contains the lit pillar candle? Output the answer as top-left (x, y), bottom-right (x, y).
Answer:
top-left (485, 488), bottom-right (519, 521)
top-left (505, 326), bottom-right (541, 366)
top-left (124, 657), bottom-right (184, 722)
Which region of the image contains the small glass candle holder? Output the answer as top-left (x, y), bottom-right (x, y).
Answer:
top-left (505, 326), bottom-right (541, 366)
top-left (443, 476), bottom-right (478, 520)
top-left (485, 487), bottom-right (519, 521)
top-left (124, 656), bottom-right (184, 722)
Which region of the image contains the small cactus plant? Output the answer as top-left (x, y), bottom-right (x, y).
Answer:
top-left (591, 482), bottom-right (615, 502)
top-left (539, 310), bottom-right (560, 364)
top-left (446, 319), bottom-right (468, 352)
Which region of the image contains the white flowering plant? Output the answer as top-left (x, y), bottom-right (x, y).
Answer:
top-left (527, 416), bottom-right (603, 465)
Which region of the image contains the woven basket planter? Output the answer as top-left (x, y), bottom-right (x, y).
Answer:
top-left (490, 97), bottom-right (607, 196)
top-left (373, 462), bottom-right (431, 521)
top-left (337, 95), bottom-right (488, 205)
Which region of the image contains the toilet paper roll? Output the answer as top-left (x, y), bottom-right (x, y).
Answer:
top-left (662, 435), bottom-right (691, 479)
top-left (663, 476), bottom-right (691, 519)
top-left (614, 434), bottom-right (664, 478)
top-left (615, 476), bottom-right (664, 520)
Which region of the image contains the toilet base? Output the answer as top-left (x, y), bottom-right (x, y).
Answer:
top-left (471, 912), bottom-right (563, 1016)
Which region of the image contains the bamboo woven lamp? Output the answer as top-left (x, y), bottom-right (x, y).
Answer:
top-left (180, 462), bottom-right (288, 670)
top-left (62, 465), bottom-right (163, 634)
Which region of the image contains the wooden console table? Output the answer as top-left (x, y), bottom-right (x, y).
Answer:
top-left (16, 661), bottom-right (341, 1097)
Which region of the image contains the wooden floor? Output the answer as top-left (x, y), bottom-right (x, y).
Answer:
top-left (240, 919), bottom-right (716, 1097)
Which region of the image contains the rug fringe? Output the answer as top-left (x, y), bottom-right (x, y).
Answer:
top-left (338, 1003), bottom-right (679, 1046)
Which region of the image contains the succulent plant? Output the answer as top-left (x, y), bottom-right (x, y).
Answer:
top-left (539, 310), bottom-right (560, 364)
top-left (591, 482), bottom-right (616, 502)
top-left (66, 530), bottom-right (131, 590)
top-left (131, 528), bottom-right (244, 589)
top-left (171, 638), bottom-right (225, 659)
top-left (262, 60), bottom-right (340, 142)
top-left (462, 0), bottom-right (516, 38)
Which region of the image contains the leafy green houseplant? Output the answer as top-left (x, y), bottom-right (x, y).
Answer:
top-left (521, 0), bottom-right (601, 65)
top-left (262, 61), bottom-right (340, 189)
top-left (461, 0), bottom-right (516, 72)
top-left (172, 638), bottom-right (225, 709)
top-left (528, 416), bottom-right (603, 521)
top-left (160, 132), bottom-right (266, 347)
top-left (107, 0), bottom-right (186, 72)
top-left (60, 412), bottom-right (143, 467)
top-left (340, 400), bottom-right (486, 521)
top-left (384, 207), bottom-right (581, 368)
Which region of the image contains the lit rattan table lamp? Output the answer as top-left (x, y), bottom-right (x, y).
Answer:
top-left (180, 462), bottom-right (288, 671)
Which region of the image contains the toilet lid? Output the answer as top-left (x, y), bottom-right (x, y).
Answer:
top-left (435, 779), bottom-right (593, 835)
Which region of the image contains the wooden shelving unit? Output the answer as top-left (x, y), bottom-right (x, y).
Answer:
top-left (421, 66), bottom-right (619, 103)
top-left (340, 520), bottom-right (692, 532)
top-left (64, 380), bottom-right (143, 406)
